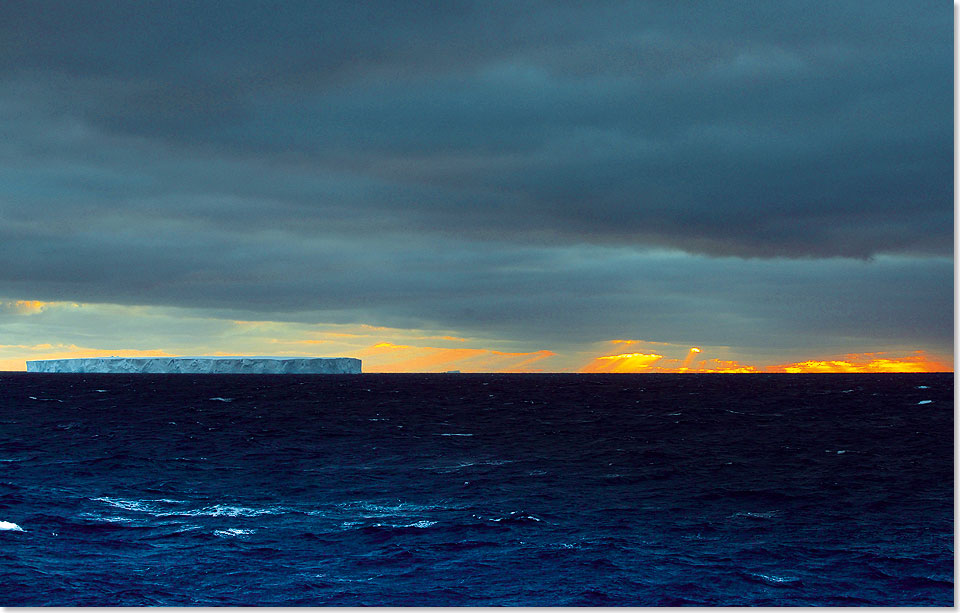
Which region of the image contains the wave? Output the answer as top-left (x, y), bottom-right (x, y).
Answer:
top-left (333, 500), bottom-right (458, 517)
top-left (89, 497), bottom-right (462, 530)
top-left (696, 489), bottom-right (797, 503)
top-left (369, 520), bottom-right (437, 529)
top-left (213, 528), bottom-right (256, 537)
top-left (731, 511), bottom-right (779, 520)
top-left (424, 459), bottom-right (513, 473)
top-left (25, 513), bottom-right (156, 535)
top-left (178, 504), bottom-right (287, 518)
top-left (93, 497), bottom-right (186, 513)
top-left (477, 511), bottom-right (544, 524)
top-left (743, 572), bottom-right (804, 587)
top-left (93, 497), bottom-right (288, 518)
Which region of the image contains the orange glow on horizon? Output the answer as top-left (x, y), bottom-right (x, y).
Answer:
top-left (0, 344), bottom-right (174, 371)
top-left (768, 352), bottom-right (949, 373)
top-left (357, 342), bottom-right (555, 373)
top-left (689, 359), bottom-right (762, 373)
top-left (580, 347), bottom-right (949, 374)
top-left (0, 308), bottom-right (950, 376)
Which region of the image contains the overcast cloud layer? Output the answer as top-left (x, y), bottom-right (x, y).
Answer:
top-left (0, 1), bottom-right (952, 361)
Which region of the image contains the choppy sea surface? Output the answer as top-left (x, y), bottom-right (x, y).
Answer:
top-left (0, 372), bottom-right (952, 606)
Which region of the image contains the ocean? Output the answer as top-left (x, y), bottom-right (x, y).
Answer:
top-left (0, 372), bottom-right (952, 606)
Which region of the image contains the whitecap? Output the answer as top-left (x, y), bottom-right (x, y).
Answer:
top-left (733, 511), bottom-right (778, 519)
top-left (335, 501), bottom-right (454, 517)
top-left (179, 504), bottom-right (284, 518)
top-left (0, 521), bottom-right (24, 531)
top-left (93, 497), bottom-right (160, 513)
top-left (460, 459), bottom-right (511, 467)
top-left (429, 459), bottom-right (513, 472)
top-left (488, 511), bottom-right (543, 523)
top-left (372, 520), bottom-right (436, 529)
top-left (437, 433), bottom-right (473, 437)
top-left (917, 400), bottom-right (933, 405)
top-left (213, 528), bottom-right (256, 537)
top-left (208, 397), bottom-right (234, 402)
top-left (752, 573), bottom-right (802, 586)
top-left (83, 514), bottom-right (135, 524)
top-left (916, 385), bottom-right (930, 389)
top-left (94, 498), bottom-right (279, 518)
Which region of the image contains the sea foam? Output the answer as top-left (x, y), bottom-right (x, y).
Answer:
top-left (0, 521), bottom-right (24, 531)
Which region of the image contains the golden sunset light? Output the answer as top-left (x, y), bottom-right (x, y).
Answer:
top-left (581, 352), bottom-right (665, 373)
top-left (0, 344), bottom-right (174, 372)
top-left (576, 343), bottom-right (949, 375)
top-left (767, 351), bottom-right (950, 374)
top-left (354, 342), bottom-right (556, 373)
top-left (1, 307), bottom-right (951, 376)
top-left (691, 359), bottom-right (761, 374)
top-left (679, 346), bottom-right (702, 371)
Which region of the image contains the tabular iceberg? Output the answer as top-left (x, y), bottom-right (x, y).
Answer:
top-left (26, 356), bottom-right (361, 374)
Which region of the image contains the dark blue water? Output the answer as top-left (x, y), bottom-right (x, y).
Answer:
top-left (0, 372), bottom-right (952, 606)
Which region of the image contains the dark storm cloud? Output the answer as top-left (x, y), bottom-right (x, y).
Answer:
top-left (0, 0), bottom-right (950, 257)
top-left (0, 1), bottom-right (951, 353)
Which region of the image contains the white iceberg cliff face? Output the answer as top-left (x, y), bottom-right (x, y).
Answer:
top-left (25, 356), bottom-right (361, 374)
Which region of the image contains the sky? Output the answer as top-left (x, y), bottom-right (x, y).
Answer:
top-left (0, 1), bottom-right (953, 373)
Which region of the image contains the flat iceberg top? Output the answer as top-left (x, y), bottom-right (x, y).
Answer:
top-left (26, 356), bottom-right (361, 374)
top-left (79, 356), bottom-right (347, 360)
